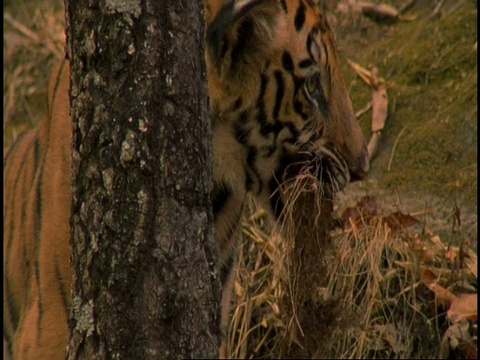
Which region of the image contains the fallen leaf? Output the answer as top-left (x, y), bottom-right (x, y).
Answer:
top-left (440, 319), bottom-right (477, 359)
top-left (383, 211), bottom-right (419, 230)
top-left (447, 294), bottom-right (477, 323)
top-left (428, 235), bottom-right (447, 254)
top-left (421, 248), bottom-right (435, 265)
top-left (371, 83), bottom-right (388, 132)
top-left (445, 247), bottom-right (458, 267)
top-left (420, 267), bottom-right (457, 307)
top-left (341, 196), bottom-right (380, 229)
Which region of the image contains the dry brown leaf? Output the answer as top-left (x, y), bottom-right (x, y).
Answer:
top-left (447, 294), bottom-right (477, 323)
top-left (440, 319), bottom-right (477, 359)
top-left (421, 248), bottom-right (435, 265)
top-left (445, 247), bottom-right (458, 267)
top-left (382, 211), bottom-right (419, 231)
top-left (371, 85), bottom-right (388, 132)
top-left (420, 267), bottom-right (457, 307)
top-left (341, 196), bottom-right (380, 229)
top-left (428, 235), bottom-right (447, 254)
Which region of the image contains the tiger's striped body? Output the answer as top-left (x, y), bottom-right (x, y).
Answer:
top-left (4, 1), bottom-right (368, 358)
top-left (4, 60), bottom-right (71, 359)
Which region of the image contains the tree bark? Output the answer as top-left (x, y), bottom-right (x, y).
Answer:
top-left (65, 1), bottom-right (221, 359)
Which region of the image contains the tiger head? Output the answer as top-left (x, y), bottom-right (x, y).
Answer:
top-left (206, 0), bottom-right (369, 215)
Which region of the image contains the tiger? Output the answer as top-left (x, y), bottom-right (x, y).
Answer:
top-left (4, 0), bottom-right (369, 359)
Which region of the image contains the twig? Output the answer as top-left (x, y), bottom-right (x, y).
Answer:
top-left (387, 127), bottom-right (406, 171)
top-left (409, 210), bottom-right (432, 218)
top-left (431, 0), bottom-right (446, 17)
top-left (355, 101), bottom-right (372, 119)
top-left (348, 59), bottom-right (373, 86)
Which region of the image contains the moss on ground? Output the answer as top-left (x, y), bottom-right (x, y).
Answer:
top-left (335, 0), bottom-right (477, 242)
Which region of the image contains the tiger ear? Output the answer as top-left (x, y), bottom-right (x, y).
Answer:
top-left (206, 0), bottom-right (279, 78)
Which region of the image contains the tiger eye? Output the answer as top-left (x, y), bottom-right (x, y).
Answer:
top-left (305, 73), bottom-right (320, 94)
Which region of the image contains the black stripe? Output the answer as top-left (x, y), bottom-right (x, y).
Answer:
top-left (294, 1), bottom-right (306, 32)
top-left (273, 71), bottom-right (285, 120)
top-left (230, 17), bottom-right (254, 70)
top-left (247, 146), bottom-right (258, 170)
top-left (282, 52), bottom-right (294, 72)
top-left (315, 85), bottom-right (330, 119)
top-left (5, 278), bottom-right (20, 335)
top-left (212, 183), bottom-right (232, 216)
top-left (299, 59), bottom-right (314, 68)
top-left (239, 110), bottom-right (248, 124)
top-left (260, 121), bottom-right (284, 137)
top-left (280, 0), bottom-right (287, 11)
top-left (285, 121), bottom-right (301, 143)
top-left (234, 123), bottom-right (251, 145)
top-left (256, 74), bottom-right (269, 129)
top-left (247, 147), bottom-right (263, 194)
top-left (245, 172), bottom-right (254, 191)
top-left (234, 111), bottom-right (250, 144)
top-left (34, 137), bottom-right (40, 174)
top-left (233, 97), bottom-right (243, 110)
top-left (55, 256), bottom-right (70, 319)
top-left (35, 165), bottom-right (44, 340)
top-left (294, 100), bottom-right (308, 120)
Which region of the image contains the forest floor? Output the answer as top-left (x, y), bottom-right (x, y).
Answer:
top-left (335, 0), bottom-right (477, 248)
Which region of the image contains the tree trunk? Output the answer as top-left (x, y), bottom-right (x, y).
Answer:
top-left (65, 1), bottom-right (221, 359)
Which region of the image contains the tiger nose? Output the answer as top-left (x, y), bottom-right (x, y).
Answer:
top-left (349, 145), bottom-right (370, 182)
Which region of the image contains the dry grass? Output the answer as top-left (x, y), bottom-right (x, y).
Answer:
top-left (225, 177), bottom-right (477, 359)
